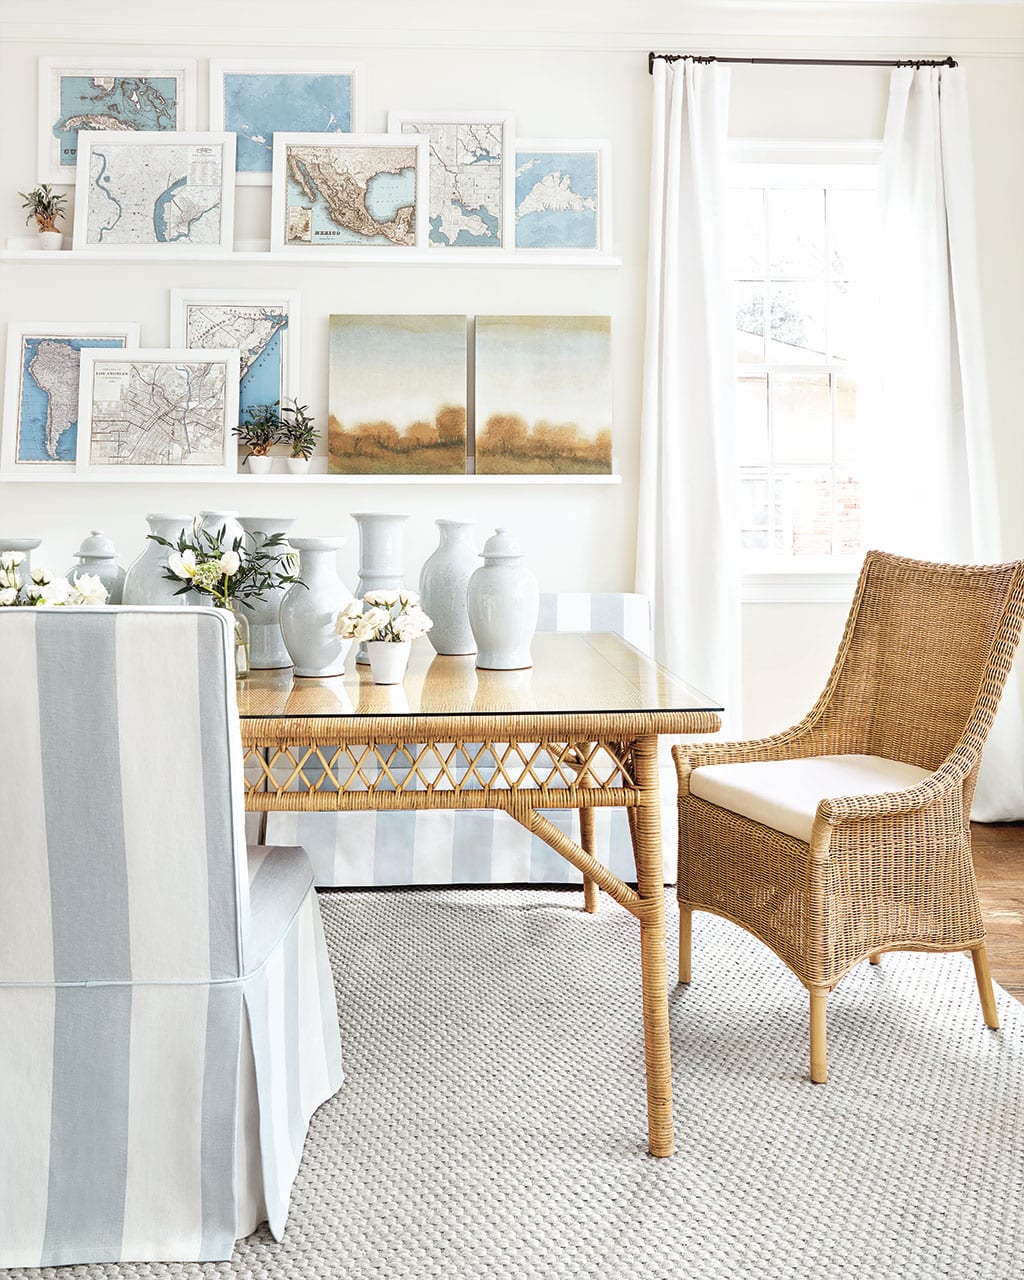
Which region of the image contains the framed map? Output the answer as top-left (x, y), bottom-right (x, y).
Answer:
top-left (72, 131), bottom-right (235, 253)
top-left (209, 59), bottom-right (364, 185)
top-left (75, 348), bottom-right (240, 479)
top-left (38, 57), bottom-right (197, 185)
top-left (514, 139), bottom-right (611, 253)
top-left (170, 289), bottom-right (300, 420)
top-left (270, 133), bottom-right (428, 251)
top-left (388, 111), bottom-right (515, 250)
top-left (328, 315), bottom-right (467, 475)
top-left (1, 322), bottom-right (140, 474)
top-left (475, 316), bottom-right (612, 475)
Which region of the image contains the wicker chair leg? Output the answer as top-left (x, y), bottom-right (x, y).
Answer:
top-left (678, 905), bottom-right (692, 984)
top-left (810, 991), bottom-right (828, 1084)
top-left (970, 945), bottom-right (1000, 1030)
top-left (579, 806), bottom-right (599, 914)
top-left (868, 951), bottom-right (882, 966)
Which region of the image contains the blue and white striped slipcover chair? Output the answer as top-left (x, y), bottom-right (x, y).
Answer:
top-left (258, 592), bottom-right (681, 887)
top-left (0, 607), bottom-right (343, 1267)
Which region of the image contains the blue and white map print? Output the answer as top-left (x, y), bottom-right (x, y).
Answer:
top-left (182, 303), bottom-right (290, 417)
top-left (52, 74), bottom-right (181, 173)
top-left (223, 72), bottom-right (353, 175)
top-left (15, 335), bottom-right (127, 463)
top-left (515, 150), bottom-right (599, 250)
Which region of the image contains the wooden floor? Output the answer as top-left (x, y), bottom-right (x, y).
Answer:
top-left (973, 822), bottom-right (1024, 1002)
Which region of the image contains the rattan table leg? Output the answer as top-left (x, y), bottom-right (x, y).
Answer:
top-left (629, 734), bottom-right (674, 1157)
top-left (579, 806), bottom-right (599, 913)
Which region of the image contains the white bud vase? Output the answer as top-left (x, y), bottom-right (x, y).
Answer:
top-left (467, 527), bottom-right (539, 670)
top-left (279, 537), bottom-right (354, 677)
top-left (419, 519), bottom-right (478, 655)
top-left (238, 516), bottom-right (296, 669)
top-left (122, 515), bottom-right (194, 605)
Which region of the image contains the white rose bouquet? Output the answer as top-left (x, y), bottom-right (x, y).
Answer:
top-left (0, 552), bottom-right (108, 607)
top-left (336, 589), bottom-right (433, 644)
top-left (148, 518), bottom-right (300, 611)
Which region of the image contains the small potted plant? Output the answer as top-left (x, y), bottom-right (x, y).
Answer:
top-left (233, 401), bottom-right (282, 474)
top-left (19, 184), bottom-right (68, 250)
top-left (336, 589), bottom-right (433, 685)
top-left (280, 398), bottom-right (319, 474)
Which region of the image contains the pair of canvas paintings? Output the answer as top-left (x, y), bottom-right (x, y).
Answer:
top-left (2, 309), bottom-right (612, 477)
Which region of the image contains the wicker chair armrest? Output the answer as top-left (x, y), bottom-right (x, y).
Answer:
top-left (815, 761), bottom-right (965, 827)
top-left (672, 725), bottom-right (823, 783)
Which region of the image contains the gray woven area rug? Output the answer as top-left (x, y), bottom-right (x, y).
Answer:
top-left (17, 888), bottom-right (1024, 1280)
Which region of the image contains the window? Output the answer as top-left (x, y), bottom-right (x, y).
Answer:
top-left (729, 156), bottom-right (878, 571)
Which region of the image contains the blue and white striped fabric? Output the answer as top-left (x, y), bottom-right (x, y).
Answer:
top-left (0, 607), bottom-right (343, 1267)
top-left (259, 593), bottom-right (681, 888)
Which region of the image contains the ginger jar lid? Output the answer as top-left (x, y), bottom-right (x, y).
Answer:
top-left (480, 527), bottom-right (523, 562)
top-left (76, 529), bottom-right (118, 561)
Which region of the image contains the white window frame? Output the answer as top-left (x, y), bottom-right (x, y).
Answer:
top-left (729, 141), bottom-right (880, 605)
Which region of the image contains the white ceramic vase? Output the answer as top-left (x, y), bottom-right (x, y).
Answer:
top-left (65, 530), bottom-right (126, 603)
top-left (366, 640), bottom-right (412, 685)
top-left (238, 516), bottom-right (296, 669)
top-left (0, 537), bottom-right (42, 588)
top-left (279, 537), bottom-right (353, 677)
top-left (419, 519), bottom-right (478, 655)
top-left (352, 512), bottom-right (409, 664)
top-left (200, 510), bottom-right (246, 550)
top-left (122, 515), bottom-right (194, 605)
top-left (467, 528), bottom-right (539, 671)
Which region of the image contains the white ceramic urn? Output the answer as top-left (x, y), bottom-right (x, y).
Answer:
top-left (238, 516), bottom-right (296, 669)
top-left (122, 515), bottom-right (194, 605)
top-left (279, 537), bottom-right (354, 678)
top-left (65, 530), bottom-right (126, 603)
top-left (199, 509), bottom-right (245, 551)
top-left (419, 519), bottom-right (478, 655)
top-left (467, 528), bottom-right (539, 671)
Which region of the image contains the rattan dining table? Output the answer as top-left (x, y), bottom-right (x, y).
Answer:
top-left (238, 631), bottom-right (722, 1157)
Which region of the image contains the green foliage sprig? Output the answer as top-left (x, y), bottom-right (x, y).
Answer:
top-left (148, 519), bottom-right (301, 609)
top-left (19, 184), bottom-right (68, 232)
top-left (280, 399), bottom-right (319, 460)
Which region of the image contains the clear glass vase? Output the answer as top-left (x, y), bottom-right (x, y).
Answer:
top-left (227, 602), bottom-right (250, 679)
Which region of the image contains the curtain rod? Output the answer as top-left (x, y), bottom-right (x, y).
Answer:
top-left (648, 53), bottom-right (957, 74)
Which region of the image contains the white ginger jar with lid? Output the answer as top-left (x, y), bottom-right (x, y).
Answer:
top-left (467, 527), bottom-right (539, 671)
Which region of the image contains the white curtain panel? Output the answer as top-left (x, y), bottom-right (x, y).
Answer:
top-left (864, 65), bottom-right (1024, 820)
top-left (637, 58), bottom-right (740, 730)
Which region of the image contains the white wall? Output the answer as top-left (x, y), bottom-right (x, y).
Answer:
top-left (2, 1), bottom-right (1022, 733)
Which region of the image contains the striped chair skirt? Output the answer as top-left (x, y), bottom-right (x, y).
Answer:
top-left (257, 593), bottom-right (681, 887)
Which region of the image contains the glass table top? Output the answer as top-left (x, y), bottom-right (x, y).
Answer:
top-left (236, 632), bottom-right (721, 720)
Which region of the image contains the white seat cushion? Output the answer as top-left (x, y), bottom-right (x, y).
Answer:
top-left (689, 754), bottom-right (933, 843)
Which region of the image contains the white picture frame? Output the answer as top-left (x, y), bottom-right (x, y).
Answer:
top-left (209, 59), bottom-right (365, 186)
top-left (38, 56), bottom-right (197, 185)
top-left (170, 289), bottom-right (301, 420)
top-left (1, 321), bottom-right (141, 474)
top-left (75, 348), bottom-right (240, 479)
top-left (387, 110), bottom-right (515, 251)
top-left (270, 132), bottom-right (429, 252)
top-left (72, 131), bottom-right (236, 254)
top-left (514, 138), bottom-right (612, 254)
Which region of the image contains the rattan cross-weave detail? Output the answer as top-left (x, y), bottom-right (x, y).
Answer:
top-left (674, 551), bottom-right (1024, 1084)
top-left (239, 632), bottom-right (722, 1157)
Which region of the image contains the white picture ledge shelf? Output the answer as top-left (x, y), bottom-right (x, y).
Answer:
top-left (0, 473), bottom-right (623, 486)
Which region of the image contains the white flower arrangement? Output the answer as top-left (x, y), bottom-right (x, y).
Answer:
top-left (0, 552), bottom-right (108, 607)
top-left (150, 519), bottom-right (297, 610)
top-left (336, 589), bottom-right (433, 644)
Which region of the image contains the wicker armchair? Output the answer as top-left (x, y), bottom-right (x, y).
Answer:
top-left (673, 550), bottom-right (1024, 1083)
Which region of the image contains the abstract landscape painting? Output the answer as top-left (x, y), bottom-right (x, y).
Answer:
top-left (328, 315), bottom-right (467, 474)
top-left (474, 315), bottom-right (612, 474)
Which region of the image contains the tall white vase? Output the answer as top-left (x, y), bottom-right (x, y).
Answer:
top-left (238, 516), bottom-right (296, 669)
top-left (200, 510), bottom-right (245, 550)
top-left (122, 515), bottom-right (194, 605)
top-left (352, 512), bottom-right (409, 664)
top-left (279, 537), bottom-right (354, 677)
top-left (419, 519), bottom-right (478, 655)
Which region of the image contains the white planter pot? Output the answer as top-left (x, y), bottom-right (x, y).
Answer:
top-left (36, 230), bottom-right (63, 250)
top-left (286, 456), bottom-right (311, 474)
top-left (279, 536), bottom-right (353, 677)
top-left (366, 640), bottom-right (412, 685)
top-left (419, 519), bottom-right (478, 655)
top-left (237, 516), bottom-right (297, 669)
top-left (121, 514), bottom-right (195, 606)
top-left (467, 527), bottom-right (539, 670)
top-left (246, 455), bottom-right (274, 475)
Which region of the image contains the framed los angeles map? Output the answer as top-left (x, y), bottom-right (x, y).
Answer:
top-left (514, 139), bottom-right (611, 253)
top-left (75, 349), bottom-right (240, 479)
top-left (170, 289), bottom-right (300, 420)
top-left (72, 131), bottom-right (235, 253)
top-left (387, 111), bottom-right (515, 250)
top-left (270, 132), bottom-right (428, 251)
top-left (38, 57), bottom-right (197, 185)
top-left (1, 322), bottom-right (140, 475)
top-left (209, 59), bottom-right (364, 185)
